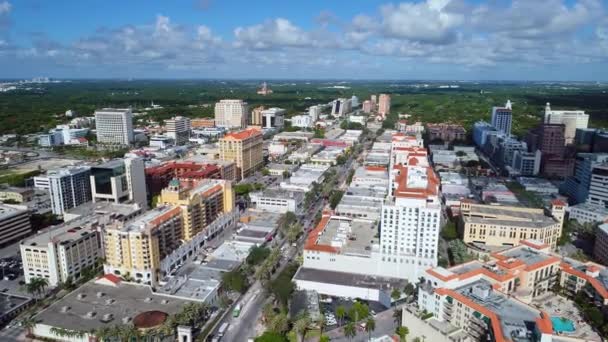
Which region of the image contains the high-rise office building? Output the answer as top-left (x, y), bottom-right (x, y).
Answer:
top-left (308, 105), bottom-right (322, 121)
top-left (94, 108), bottom-right (134, 145)
top-left (331, 98), bottom-right (352, 117)
top-left (525, 123), bottom-right (566, 157)
top-left (561, 153), bottom-right (608, 204)
top-left (90, 158), bottom-right (147, 209)
top-left (260, 107), bottom-right (285, 129)
top-left (587, 164), bottom-right (608, 209)
top-left (371, 95), bottom-right (377, 107)
top-left (350, 95), bottom-right (359, 107)
top-left (34, 166), bottom-right (92, 215)
top-left (544, 102), bottom-right (589, 144)
top-left (219, 128), bottom-right (263, 180)
top-left (491, 100), bottom-right (512, 135)
top-left (165, 116), bottom-right (191, 145)
top-left (378, 94), bottom-right (391, 116)
top-left (214, 99), bottom-right (248, 129)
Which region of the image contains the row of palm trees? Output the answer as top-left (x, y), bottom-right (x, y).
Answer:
top-left (22, 277), bottom-right (49, 302)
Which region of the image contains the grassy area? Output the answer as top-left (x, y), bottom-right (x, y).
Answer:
top-left (505, 181), bottom-right (544, 208)
top-left (0, 169), bottom-right (41, 186)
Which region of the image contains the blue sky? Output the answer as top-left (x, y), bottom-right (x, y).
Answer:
top-left (1, 0), bottom-right (607, 80)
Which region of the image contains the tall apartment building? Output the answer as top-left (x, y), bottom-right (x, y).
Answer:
top-left (20, 217), bottom-right (102, 286)
top-left (308, 105), bottom-right (322, 121)
top-left (250, 106), bottom-right (265, 126)
top-left (260, 107), bottom-right (285, 129)
top-left (595, 223), bottom-right (608, 265)
top-left (165, 116), bottom-right (191, 145)
top-left (219, 128), bottom-right (263, 180)
top-left (587, 164), bottom-right (608, 208)
top-left (103, 206), bottom-right (183, 285)
top-left (561, 153), bottom-right (608, 204)
top-left (159, 178), bottom-right (234, 241)
top-left (371, 95), bottom-right (377, 107)
top-left (460, 200), bottom-right (566, 249)
top-left (544, 102), bottom-right (589, 144)
top-left (90, 158), bottom-right (147, 210)
top-left (472, 121), bottom-right (496, 147)
top-left (525, 123), bottom-right (566, 157)
top-left (34, 166), bottom-right (92, 215)
top-left (491, 100), bottom-right (512, 135)
top-left (362, 100), bottom-right (372, 113)
top-left (94, 108), bottom-right (134, 145)
top-left (0, 204), bottom-right (31, 247)
top-left (214, 99), bottom-right (248, 129)
top-left (378, 94), bottom-right (391, 116)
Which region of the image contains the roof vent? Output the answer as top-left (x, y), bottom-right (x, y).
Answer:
top-left (105, 298), bottom-right (115, 305)
top-left (144, 297), bottom-right (153, 303)
top-left (77, 293), bottom-right (86, 300)
top-left (101, 313), bottom-right (114, 322)
top-left (122, 316), bottom-right (131, 324)
top-left (161, 299), bottom-right (169, 304)
top-left (96, 292), bottom-right (105, 298)
top-left (60, 306), bottom-right (70, 313)
top-left (86, 311), bottom-right (96, 318)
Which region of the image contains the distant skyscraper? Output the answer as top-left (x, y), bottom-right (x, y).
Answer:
top-left (34, 166), bottom-right (92, 215)
top-left (94, 108), bottom-right (134, 145)
top-left (544, 102), bottom-right (589, 144)
top-left (308, 105), bottom-right (322, 121)
top-left (351, 95), bottom-right (359, 107)
top-left (261, 108), bottom-right (286, 129)
top-left (250, 106), bottom-right (265, 126)
top-left (214, 99), bottom-right (249, 129)
top-left (219, 128), bottom-right (263, 180)
top-left (165, 116), bottom-right (191, 145)
top-left (331, 98), bottom-right (352, 117)
top-left (371, 95), bottom-right (377, 107)
top-left (362, 100), bottom-right (372, 113)
top-left (491, 100), bottom-right (513, 135)
top-left (378, 94), bottom-right (391, 116)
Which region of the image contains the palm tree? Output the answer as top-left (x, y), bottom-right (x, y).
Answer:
top-left (396, 326), bottom-right (409, 342)
top-left (365, 317), bottom-right (376, 341)
top-left (269, 313), bottom-right (289, 334)
top-left (391, 288), bottom-right (402, 304)
top-left (393, 308), bottom-right (403, 326)
top-left (293, 312), bottom-right (312, 342)
top-left (319, 335), bottom-right (330, 342)
top-left (20, 316), bottom-right (37, 341)
top-left (316, 314), bottom-right (327, 337)
top-left (344, 322), bottom-right (357, 341)
top-left (336, 305), bottom-right (346, 327)
top-left (262, 302), bottom-right (276, 323)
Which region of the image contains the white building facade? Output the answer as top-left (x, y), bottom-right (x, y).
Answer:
top-left (94, 108), bottom-right (134, 145)
top-left (34, 167), bottom-right (92, 216)
top-left (214, 99), bottom-right (248, 129)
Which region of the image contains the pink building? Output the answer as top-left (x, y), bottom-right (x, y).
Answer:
top-left (378, 94), bottom-right (391, 116)
top-left (362, 100), bottom-right (373, 113)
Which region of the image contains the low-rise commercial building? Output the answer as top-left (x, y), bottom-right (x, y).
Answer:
top-left (460, 201), bottom-right (566, 249)
top-left (568, 202), bottom-right (608, 224)
top-left (250, 188), bottom-right (304, 214)
top-left (280, 164), bottom-right (329, 192)
top-left (0, 185), bottom-right (34, 203)
top-left (309, 147), bottom-right (345, 166)
top-left (266, 163), bottom-right (298, 176)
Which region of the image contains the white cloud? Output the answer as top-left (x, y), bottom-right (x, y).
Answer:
top-left (234, 18), bottom-right (314, 49)
top-left (0, 1), bottom-right (10, 15)
top-left (379, 0), bottom-right (465, 43)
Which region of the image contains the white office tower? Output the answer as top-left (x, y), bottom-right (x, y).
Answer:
top-left (34, 166), bottom-right (92, 215)
top-left (544, 102), bottom-right (589, 144)
top-left (308, 105), bottom-right (322, 121)
top-left (331, 98), bottom-right (352, 117)
top-left (90, 159), bottom-right (147, 209)
top-left (490, 100), bottom-right (513, 136)
top-left (261, 107), bottom-right (286, 129)
top-left (94, 108), bottom-right (134, 145)
top-left (291, 115), bottom-right (313, 128)
top-left (165, 116), bottom-right (191, 145)
top-left (351, 95), bottom-right (359, 108)
top-left (214, 99), bottom-right (249, 129)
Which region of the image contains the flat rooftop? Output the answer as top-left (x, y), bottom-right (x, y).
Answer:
top-left (113, 206), bottom-right (179, 233)
top-left (251, 188), bottom-right (304, 201)
top-left (455, 279), bottom-right (543, 342)
top-left (22, 215), bottom-right (99, 247)
top-left (464, 216), bottom-right (556, 229)
top-left (0, 293), bottom-right (31, 317)
top-left (0, 203), bottom-right (28, 221)
top-left (496, 246), bottom-right (554, 268)
top-left (158, 264), bottom-right (221, 302)
top-left (316, 218), bottom-right (378, 256)
top-left (344, 186), bottom-right (387, 198)
top-left (293, 267), bottom-right (402, 291)
top-left (240, 209), bottom-right (283, 229)
top-left (64, 201), bottom-right (141, 221)
top-left (34, 280), bottom-right (192, 332)
top-left (209, 240), bottom-right (255, 263)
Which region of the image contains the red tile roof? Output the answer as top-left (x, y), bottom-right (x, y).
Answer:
top-left (223, 128), bottom-right (262, 140)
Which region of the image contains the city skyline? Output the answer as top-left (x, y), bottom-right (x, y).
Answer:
top-left (0, 0), bottom-right (607, 81)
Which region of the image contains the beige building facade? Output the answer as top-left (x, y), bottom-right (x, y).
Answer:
top-left (219, 128), bottom-right (263, 180)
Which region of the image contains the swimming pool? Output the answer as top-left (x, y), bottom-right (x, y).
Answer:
top-left (551, 316), bottom-right (576, 333)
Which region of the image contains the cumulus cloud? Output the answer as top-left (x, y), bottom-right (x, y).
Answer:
top-left (0, 1), bottom-right (11, 30)
top-left (234, 18), bottom-right (315, 49)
